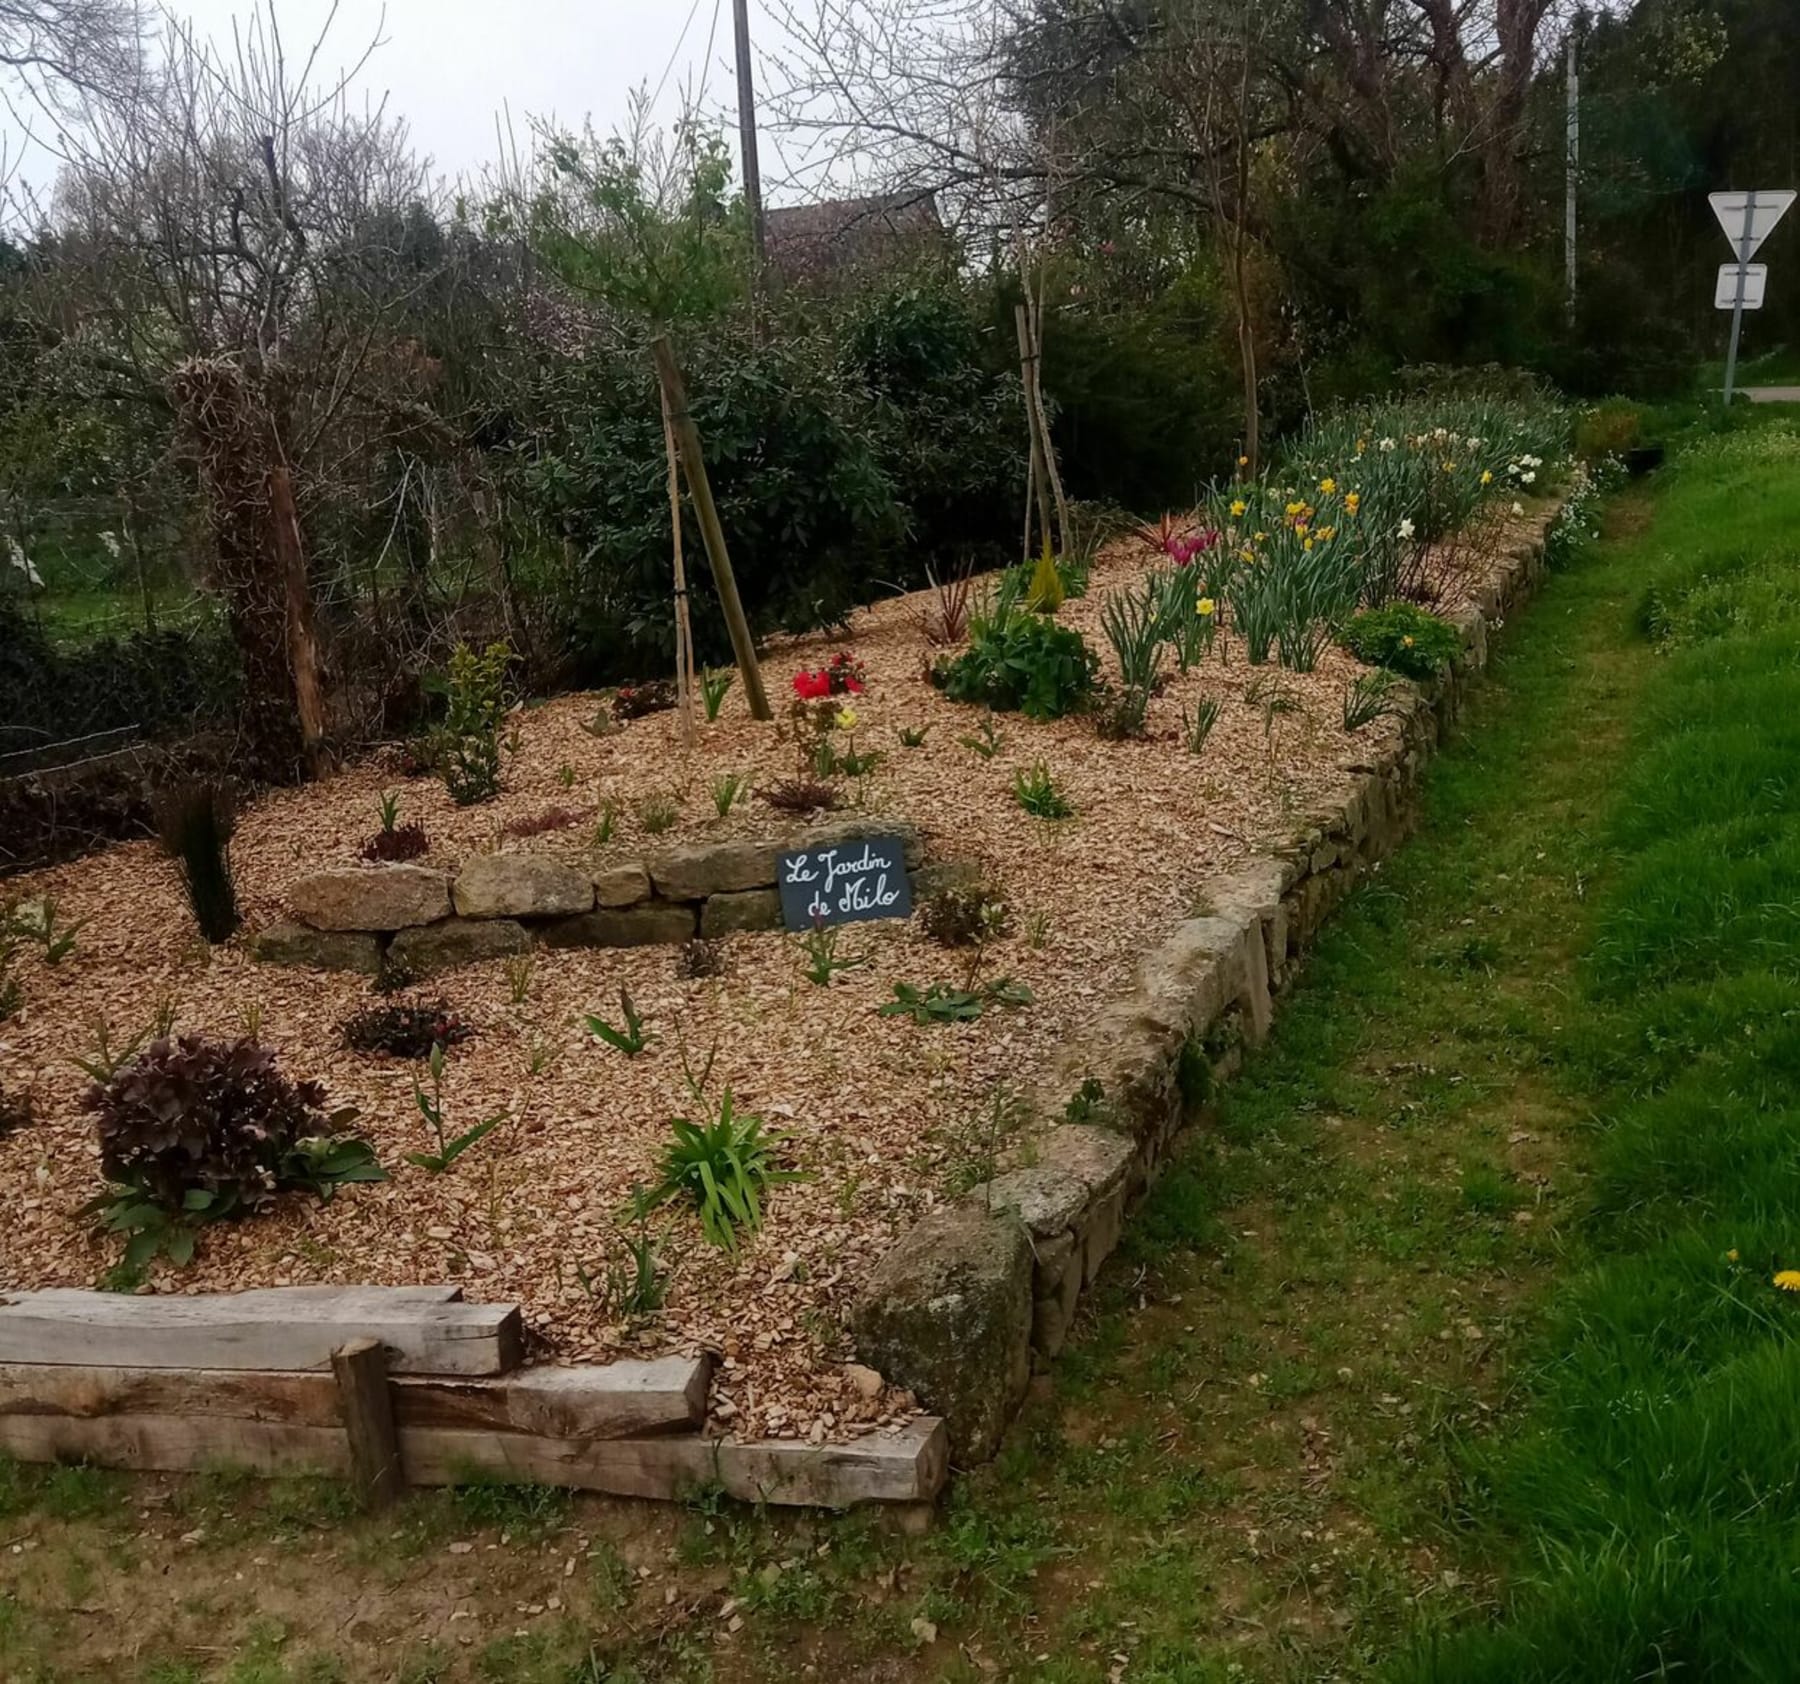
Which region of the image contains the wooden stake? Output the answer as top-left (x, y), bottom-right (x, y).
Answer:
top-left (332, 1337), bottom-right (403, 1509)
top-left (1025, 282), bottom-right (1072, 547)
top-left (660, 383), bottom-right (697, 746)
top-left (650, 336), bottom-right (772, 721)
top-left (1014, 305), bottom-right (1056, 558)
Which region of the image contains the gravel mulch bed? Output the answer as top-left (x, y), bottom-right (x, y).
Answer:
top-left (0, 507), bottom-right (1548, 1443)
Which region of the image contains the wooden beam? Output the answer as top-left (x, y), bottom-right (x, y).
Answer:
top-left (0, 1355), bottom-right (711, 1439)
top-left (332, 1338), bottom-right (402, 1510)
top-left (0, 1287), bottom-right (522, 1376)
top-left (0, 1408), bottom-right (949, 1509)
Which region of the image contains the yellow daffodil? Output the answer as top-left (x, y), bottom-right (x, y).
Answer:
top-left (835, 707), bottom-right (859, 731)
top-left (1402, 634), bottom-right (1415, 648)
top-left (1728, 1249), bottom-right (1740, 1263)
top-left (1253, 531), bottom-right (1267, 543)
top-left (1480, 469), bottom-right (1494, 486)
top-left (1443, 461), bottom-right (1458, 473)
top-left (1303, 538), bottom-right (1315, 552)
top-left (1239, 546), bottom-right (1255, 562)
top-left (1319, 476), bottom-right (1337, 495)
top-left (1197, 596), bottom-right (1216, 617)
top-left (1355, 438), bottom-right (1367, 453)
top-left (1317, 525), bottom-right (1335, 541)
top-left (1230, 499), bottom-right (1248, 518)
top-left (1776, 1270), bottom-right (1800, 1292)
top-left (1344, 491), bottom-right (1361, 514)
top-left (1285, 500), bottom-right (1305, 518)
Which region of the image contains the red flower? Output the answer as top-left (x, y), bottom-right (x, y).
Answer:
top-left (792, 670), bottom-right (832, 699)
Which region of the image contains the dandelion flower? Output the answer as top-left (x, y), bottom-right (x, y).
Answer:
top-left (1776, 1270), bottom-right (1800, 1292)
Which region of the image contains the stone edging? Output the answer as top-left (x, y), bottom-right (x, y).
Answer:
top-left (850, 509), bottom-right (1560, 1465)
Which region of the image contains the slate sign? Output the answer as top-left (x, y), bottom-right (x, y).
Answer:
top-left (777, 835), bottom-right (913, 931)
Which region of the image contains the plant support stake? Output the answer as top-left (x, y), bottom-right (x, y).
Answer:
top-left (650, 336), bottom-right (772, 721)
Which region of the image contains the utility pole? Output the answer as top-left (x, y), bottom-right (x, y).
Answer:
top-left (1565, 29), bottom-right (1579, 327)
top-left (732, 0), bottom-right (767, 268)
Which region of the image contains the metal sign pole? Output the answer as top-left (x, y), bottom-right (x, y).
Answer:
top-left (1724, 190), bottom-right (1758, 408)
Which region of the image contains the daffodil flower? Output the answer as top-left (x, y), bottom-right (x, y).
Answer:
top-left (1318, 476), bottom-right (1337, 495)
top-left (835, 707), bottom-right (859, 731)
top-left (1197, 596), bottom-right (1216, 617)
top-left (1230, 499), bottom-right (1247, 518)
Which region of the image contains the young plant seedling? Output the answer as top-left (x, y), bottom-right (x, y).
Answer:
top-left (586, 987), bottom-right (652, 1057)
top-left (406, 1043), bottom-right (506, 1173)
top-left (959, 714), bottom-right (1004, 760)
top-left (798, 921), bottom-right (868, 987)
top-left (700, 668), bottom-right (734, 722)
top-left (709, 771), bottom-right (750, 817)
top-left (1013, 761), bottom-right (1074, 820)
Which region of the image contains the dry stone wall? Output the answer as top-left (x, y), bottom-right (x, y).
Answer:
top-left (850, 513), bottom-right (1557, 1466)
top-left (254, 819), bottom-right (924, 978)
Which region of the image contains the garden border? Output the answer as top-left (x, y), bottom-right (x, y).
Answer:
top-left (850, 505), bottom-right (1561, 1465)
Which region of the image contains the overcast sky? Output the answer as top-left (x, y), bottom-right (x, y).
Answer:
top-left (3, 0), bottom-right (799, 202)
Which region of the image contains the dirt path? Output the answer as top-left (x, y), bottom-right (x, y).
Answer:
top-left (0, 489), bottom-right (1661, 1684)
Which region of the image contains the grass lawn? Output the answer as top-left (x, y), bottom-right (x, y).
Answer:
top-left (2, 416), bottom-right (1798, 1681)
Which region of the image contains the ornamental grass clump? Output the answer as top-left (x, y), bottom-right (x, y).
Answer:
top-left (82, 1035), bottom-right (382, 1268)
top-left (154, 779), bottom-right (239, 944)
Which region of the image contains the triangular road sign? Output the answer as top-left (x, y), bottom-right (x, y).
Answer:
top-left (1710, 190), bottom-right (1797, 259)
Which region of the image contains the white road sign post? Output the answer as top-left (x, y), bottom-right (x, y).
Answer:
top-left (1712, 189), bottom-right (1796, 405)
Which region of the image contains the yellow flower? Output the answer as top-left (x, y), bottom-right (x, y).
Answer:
top-left (1355, 438), bottom-right (1367, 453)
top-left (1319, 476), bottom-right (1337, 495)
top-left (1480, 469), bottom-right (1494, 486)
top-left (1317, 525), bottom-right (1336, 541)
top-left (1197, 596), bottom-right (1216, 617)
top-left (1303, 538), bottom-right (1315, 552)
top-left (1253, 531), bottom-right (1267, 543)
top-left (1776, 1270), bottom-right (1800, 1292)
top-left (1728, 1249), bottom-right (1740, 1263)
top-left (1230, 499), bottom-right (1248, 518)
top-left (1285, 500), bottom-right (1305, 518)
top-left (1402, 634), bottom-right (1415, 648)
top-left (835, 707), bottom-right (859, 731)
top-left (1443, 461), bottom-right (1458, 474)
top-left (1239, 546), bottom-right (1255, 561)
top-left (1344, 492), bottom-right (1361, 514)
top-left (1237, 455), bottom-right (1250, 468)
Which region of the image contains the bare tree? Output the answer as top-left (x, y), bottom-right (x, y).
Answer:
top-left (0, 0), bottom-right (142, 108)
top-left (32, 2), bottom-right (448, 775)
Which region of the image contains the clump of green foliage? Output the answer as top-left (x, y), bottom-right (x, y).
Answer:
top-left (933, 596), bottom-right (1099, 721)
top-left (440, 641), bottom-right (511, 806)
top-left (406, 1042), bottom-right (506, 1173)
top-left (81, 1035), bottom-right (382, 1268)
top-left (636, 1091), bottom-right (802, 1251)
top-left (1013, 761), bottom-right (1074, 819)
top-left (587, 987), bottom-right (652, 1056)
top-left (879, 978), bottom-right (1034, 1024)
top-left (1339, 604), bottom-right (1461, 681)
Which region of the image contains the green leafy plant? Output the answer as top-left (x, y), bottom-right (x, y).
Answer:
top-left (1013, 761), bottom-right (1073, 819)
top-left (637, 792), bottom-right (679, 835)
top-left (797, 921), bottom-right (868, 986)
top-left (898, 724), bottom-right (930, 748)
top-left (503, 951), bottom-right (535, 1006)
top-left (1151, 567), bottom-right (1220, 673)
top-left (635, 1090), bottom-right (803, 1251)
top-left (14, 895), bottom-right (87, 965)
top-left (441, 640), bottom-right (511, 806)
top-left (557, 763), bottom-right (577, 790)
top-left (377, 789), bottom-right (403, 832)
top-left (709, 771), bottom-right (750, 817)
top-left (1340, 604), bottom-right (1460, 681)
top-left (1342, 669), bottom-right (1407, 731)
top-left (573, 1221), bottom-right (668, 1320)
top-left (1100, 577), bottom-right (1168, 725)
top-left (700, 668), bottom-right (734, 722)
top-left (70, 1015), bottom-right (156, 1084)
top-left (406, 1043), bottom-right (505, 1173)
top-left (592, 798), bottom-right (620, 848)
top-left (958, 714), bottom-right (1004, 759)
top-left (80, 1035), bottom-right (381, 1269)
top-left (1182, 697), bottom-right (1222, 756)
top-left (933, 597), bottom-right (1099, 720)
top-left (586, 988), bottom-right (652, 1056)
top-left (920, 880), bottom-right (1012, 949)
top-left (879, 978), bottom-right (1034, 1024)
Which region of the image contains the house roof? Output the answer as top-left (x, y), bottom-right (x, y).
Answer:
top-left (764, 192), bottom-right (946, 279)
